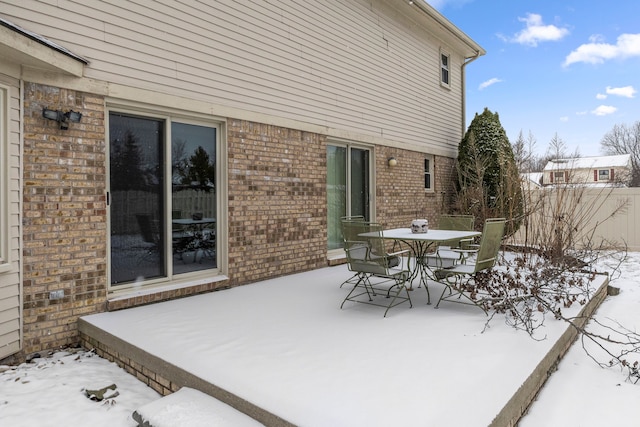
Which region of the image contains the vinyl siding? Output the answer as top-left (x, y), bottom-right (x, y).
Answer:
top-left (2, 0), bottom-right (469, 155)
top-left (0, 70), bottom-right (21, 359)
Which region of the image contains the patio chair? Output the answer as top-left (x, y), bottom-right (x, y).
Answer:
top-left (339, 217), bottom-right (399, 288)
top-left (135, 213), bottom-right (163, 261)
top-left (341, 222), bottom-right (412, 317)
top-left (433, 218), bottom-right (506, 314)
top-left (424, 214), bottom-right (476, 268)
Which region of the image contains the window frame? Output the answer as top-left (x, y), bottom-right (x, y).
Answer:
top-left (598, 169), bottom-right (610, 181)
top-left (326, 140), bottom-right (374, 256)
top-left (105, 101), bottom-right (228, 292)
top-left (424, 155), bottom-right (434, 192)
top-left (553, 171), bottom-right (566, 183)
top-left (440, 49), bottom-right (451, 88)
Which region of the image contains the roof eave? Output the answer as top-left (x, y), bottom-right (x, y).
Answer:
top-left (409, 0), bottom-right (486, 58)
top-left (0, 17), bottom-right (87, 77)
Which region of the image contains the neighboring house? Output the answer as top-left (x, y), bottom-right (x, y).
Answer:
top-left (0, 0), bottom-right (484, 361)
top-left (521, 172), bottom-right (543, 189)
top-left (542, 155), bottom-right (632, 187)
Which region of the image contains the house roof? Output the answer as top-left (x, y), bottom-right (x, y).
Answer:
top-left (408, 1), bottom-right (486, 58)
top-left (543, 154), bottom-right (631, 171)
top-left (521, 172), bottom-right (543, 187)
top-left (0, 16), bottom-right (87, 76)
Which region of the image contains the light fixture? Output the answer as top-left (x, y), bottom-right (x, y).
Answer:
top-left (388, 157), bottom-right (398, 167)
top-left (42, 108), bottom-right (83, 130)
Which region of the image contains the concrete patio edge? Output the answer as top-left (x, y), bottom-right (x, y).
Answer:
top-left (77, 319), bottom-right (295, 427)
top-left (488, 273), bottom-right (610, 427)
top-left (77, 272), bottom-right (611, 427)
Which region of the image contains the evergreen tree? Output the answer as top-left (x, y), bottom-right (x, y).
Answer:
top-left (455, 108), bottom-right (523, 236)
top-left (110, 129), bottom-right (147, 191)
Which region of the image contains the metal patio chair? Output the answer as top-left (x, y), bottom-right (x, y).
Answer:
top-left (339, 217), bottom-right (399, 288)
top-left (341, 222), bottom-right (412, 317)
top-left (433, 218), bottom-right (506, 314)
top-left (424, 214), bottom-right (476, 268)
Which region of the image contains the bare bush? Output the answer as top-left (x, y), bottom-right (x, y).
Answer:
top-left (458, 164), bottom-right (639, 383)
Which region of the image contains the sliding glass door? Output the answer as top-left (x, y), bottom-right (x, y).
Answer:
top-left (109, 112), bottom-right (217, 286)
top-left (327, 144), bottom-right (371, 250)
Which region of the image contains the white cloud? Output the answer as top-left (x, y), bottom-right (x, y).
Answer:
top-left (592, 105), bottom-right (617, 116)
top-left (596, 93), bottom-right (607, 100)
top-left (560, 116), bottom-right (569, 122)
top-left (606, 85), bottom-right (637, 98)
top-left (564, 33), bottom-right (640, 66)
top-left (478, 78), bottom-right (503, 90)
top-left (510, 13), bottom-right (569, 46)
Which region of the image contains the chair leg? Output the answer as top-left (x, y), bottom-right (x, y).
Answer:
top-left (383, 273), bottom-right (412, 317)
top-left (434, 276), bottom-right (488, 315)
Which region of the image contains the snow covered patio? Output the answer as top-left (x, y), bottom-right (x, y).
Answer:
top-left (78, 263), bottom-right (609, 426)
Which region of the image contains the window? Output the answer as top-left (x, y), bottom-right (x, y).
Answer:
top-left (553, 171), bottom-right (565, 183)
top-left (440, 51), bottom-right (450, 87)
top-left (424, 156), bottom-right (434, 191)
top-left (598, 169), bottom-right (610, 181)
top-left (108, 109), bottom-right (222, 288)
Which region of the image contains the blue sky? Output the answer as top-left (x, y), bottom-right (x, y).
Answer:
top-left (430, 0), bottom-right (640, 156)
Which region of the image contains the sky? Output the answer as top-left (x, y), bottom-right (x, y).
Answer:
top-left (1, 252), bottom-right (639, 426)
top-left (429, 0), bottom-right (640, 157)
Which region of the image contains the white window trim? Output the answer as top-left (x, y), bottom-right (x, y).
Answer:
top-left (440, 49), bottom-right (451, 89)
top-left (105, 100), bottom-right (228, 294)
top-left (424, 155), bottom-right (434, 193)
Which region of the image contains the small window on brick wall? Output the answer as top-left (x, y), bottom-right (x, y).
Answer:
top-left (424, 156), bottom-right (434, 191)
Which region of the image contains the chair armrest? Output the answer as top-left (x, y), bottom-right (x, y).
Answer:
top-left (387, 249), bottom-right (410, 257)
top-left (451, 245), bottom-right (479, 255)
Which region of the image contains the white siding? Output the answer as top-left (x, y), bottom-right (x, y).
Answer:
top-left (0, 70), bottom-right (21, 359)
top-left (1, 0), bottom-right (471, 155)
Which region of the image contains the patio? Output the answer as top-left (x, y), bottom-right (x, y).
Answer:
top-left (78, 262), bottom-right (608, 426)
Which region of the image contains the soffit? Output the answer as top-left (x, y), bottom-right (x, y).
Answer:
top-left (0, 17), bottom-right (86, 77)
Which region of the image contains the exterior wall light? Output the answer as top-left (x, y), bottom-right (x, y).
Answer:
top-left (42, 108), bottom-right (83, 130)
top-left (388, 157), bottom-right (398, 167)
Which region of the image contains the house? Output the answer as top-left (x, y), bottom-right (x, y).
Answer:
top-left (0, 0), bottom-right (484, 362)
top-left (521, 172), bottom-right (543, 189)
top-left (542, 154), bottom-right (632, 187)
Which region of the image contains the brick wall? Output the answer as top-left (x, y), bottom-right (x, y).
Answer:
top-left (80, 332), bottom-right (179, 396)
top-left (226, 120), bottom-right (328, 285)
top-left (14, 84), bottom-right (458, 361)
top-left (22, 83), bottom-right (108, 356)
top-left (376, 147), bottom-right (456, 229)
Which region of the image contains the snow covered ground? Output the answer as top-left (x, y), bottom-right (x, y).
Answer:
top-left (1, 252), bottom-right (639, 426)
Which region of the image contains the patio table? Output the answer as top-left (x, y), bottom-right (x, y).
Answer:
top-left (172, 218), bottom-right (216, 262)
top-left (364, 228), bottom-right (481, 301)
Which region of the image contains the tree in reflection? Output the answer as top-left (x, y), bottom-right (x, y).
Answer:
top-left (174, 144), bottom-right (215, 191)
top-left (110, 129), bottom-right (147, 191)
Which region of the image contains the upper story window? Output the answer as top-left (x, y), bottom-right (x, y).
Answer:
top-left (553, 171), bottom-right (566, 183)
top-left (440, 51), bottom-right (450, 88)
top-left (598, 169), bottom-right (610, 181)
top-left (424, 156), bottom-right (434, 191)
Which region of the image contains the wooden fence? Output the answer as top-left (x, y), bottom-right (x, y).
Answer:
top-left (111, 189), bottom-right (216, 234)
